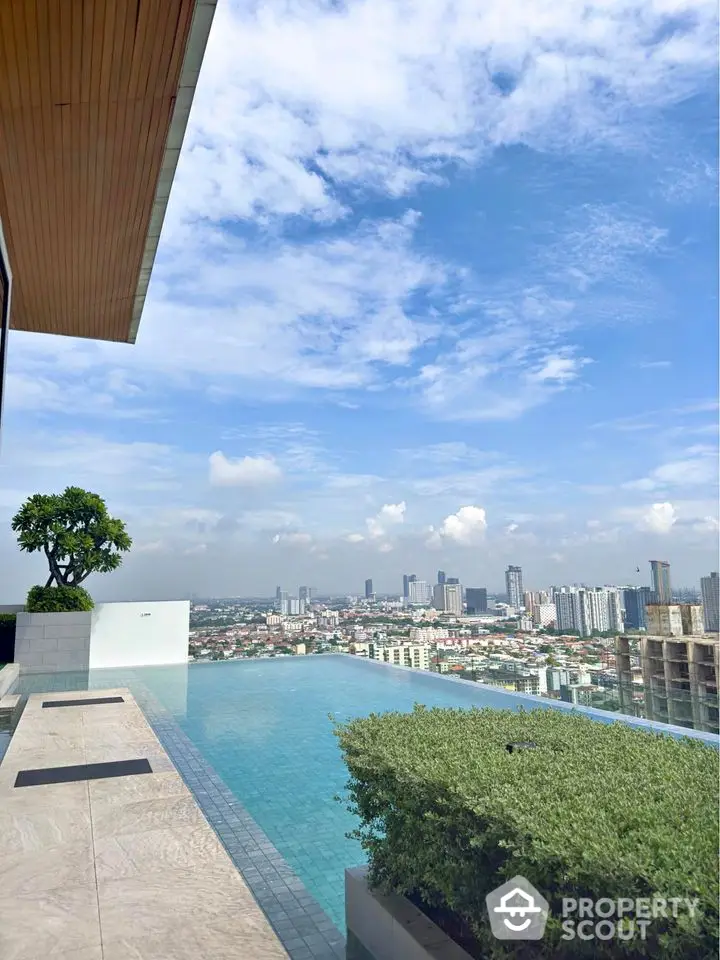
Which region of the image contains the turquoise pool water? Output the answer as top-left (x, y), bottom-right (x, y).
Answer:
top-left (12, 655), bottom-right (717, 931)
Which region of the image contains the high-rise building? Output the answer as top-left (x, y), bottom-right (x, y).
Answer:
top-left (447, 577), bottom-right (460, 585)
top-left (287, 596), bottom-right (300, 615)
top-left (403, 573), bottom-right (416, 600)
top-left (650, 560), bottom-right (672, 604)
top-left (701, 573), bottom-right (719, 633)
top-left (279, 591), bottom-right (290, 615)
top-left (276, 585), bottom-right (282, 602)
top-left (623, 587), bottom-right (653, 630)
top-left (437, 570), bottom-right (446, 585)
top-left (554, 589), bottom-right (575, 632)
top-left (552, 586), bottom-right (624, 636)
top-left (364, 578), bottom-right (374, 599)
top-left (465, 588), bottom-right (488, 614)
top-left (532, 602), bottom-right (557, 628)
top-left (433, 582), bottom-right (462, 615)
top-left (299, 586), bottom-right (310, 603)
top-left (408, 579), bottom-right (431, 605)
top-left (505, 566), bottom-right (523, 608)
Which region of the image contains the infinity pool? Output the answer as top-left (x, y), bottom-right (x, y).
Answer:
top-left (12, 655), bottom-right (716, 933)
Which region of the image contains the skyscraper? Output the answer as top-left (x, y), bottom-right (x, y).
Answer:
top-left (437, 570), bottom-right (446, 585)
top-left (299, 586), bottom-right (310, 602)
top-left (408, 579), bottom-right (431, 604)
top-left (365, 578), bottom-right (374, 599)
top-left (701, 573), bottom-right (719, 632)
top-left (447, 577), bottom-right (460, 585)
top-left (465, 587), bottom-right (488, 614)
top-left (403, 573), bottom-right (416, 600)
top-left (623, 587), bottom-right (653, 630)
top-left (505, 566), bottom-right (523, 609)
top-left (650, 560), bottom-right (672, 604)
top-left (433, 582), bottom-right (462, 614)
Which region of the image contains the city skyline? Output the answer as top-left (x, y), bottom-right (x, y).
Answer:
top-left (265, 559), bottom-right (712, 605)
top-left (0, 0), bottom-right (717, 602)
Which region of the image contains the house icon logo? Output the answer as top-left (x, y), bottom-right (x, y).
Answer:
top-left (485, 875), bottom-right (549, 940)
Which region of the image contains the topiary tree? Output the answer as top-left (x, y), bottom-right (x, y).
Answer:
top-left (12, 486), bottom-right (132, 611)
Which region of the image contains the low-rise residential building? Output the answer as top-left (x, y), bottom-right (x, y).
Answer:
top-left (352, 642), bottom-right (431, 670)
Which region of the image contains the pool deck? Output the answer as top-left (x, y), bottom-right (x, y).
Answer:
top-left (0, 688), bottom-right (289, 960)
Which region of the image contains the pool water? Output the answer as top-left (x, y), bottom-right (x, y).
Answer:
top-left (12, 655), bottom-right (716, 931)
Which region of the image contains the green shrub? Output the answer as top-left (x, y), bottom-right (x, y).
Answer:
top-left (0, 613), bottom-right (16, 623)
top-left (336, 706), bottom-right (719, 958)
top-left (26, 585), bottom-right (94, 613)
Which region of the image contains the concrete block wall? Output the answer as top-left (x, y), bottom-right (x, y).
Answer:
top-left (14, 612), bottom-right (92, 674)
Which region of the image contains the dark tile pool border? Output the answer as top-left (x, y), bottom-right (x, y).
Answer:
top-left (131, 680), bottom-right (347, 960)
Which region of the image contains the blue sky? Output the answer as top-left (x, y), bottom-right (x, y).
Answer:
top-left (1, 0), bottom-right (718, 600)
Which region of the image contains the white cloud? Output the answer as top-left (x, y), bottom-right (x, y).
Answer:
top-left (345, 533), bottom-right (366, 543)
top-left (366, 501), bottom-right (407, 538)
top-left (271, 532), bottom-right (313, 545)
top-left (208, 452), bottom-right (282, 487)
top-left (378, 542), bottom-right (394, 553)
top-left (183, 543), bottom-right (208, 556)
top-left (170, 0), bottom-right (717, 225)
top-left (623, 447), bottom-right (718, 491)
top-left (134, 540), bottom-right (165, 554)
top-left (639, 502), bottom-right (677, 534)
top-left (432, 505), bottom-right (487, 545)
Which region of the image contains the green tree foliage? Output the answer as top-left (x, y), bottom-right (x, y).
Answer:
top-left (12, 486), bottom-right (131, 590)
top-left (336, 706), bottom-right (719, 958)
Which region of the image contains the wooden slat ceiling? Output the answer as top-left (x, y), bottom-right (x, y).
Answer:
top-left (0, 0), bottom-right (213, 343)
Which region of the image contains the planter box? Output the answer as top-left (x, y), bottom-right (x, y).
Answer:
top-left (13, 600), bottom-right (190, 673)
top-left (346, 866), bottom-right (474, 960)
top-left (14, 612), bottom-right (92, 673)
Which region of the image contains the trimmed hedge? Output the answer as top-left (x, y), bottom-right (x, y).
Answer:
top-left (26, 585), bottom-right (94, 612)
top-left (336, 706), bottom-right (719, 958)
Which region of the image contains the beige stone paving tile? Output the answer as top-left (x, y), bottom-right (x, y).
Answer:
top-left (82, 712), bottom-right (152, 734)
top-left (0, 784), bottom-right (92, 855)
top-left (0, 882), bottom-right (101, 960)
top-left (102, 926), bottom-right (288, 960)
top-left (10, 729), bottom-right (85, 755)
top-left (88, 769), bottom-right (186, 807)
top-left (91, 791), bottom-right (206, 840)
top-left (24, 947), bottom-right (102, 960)
top-left (83, 735), bottom-right (161, 758)
top-left (1, 839), bottom-right (96, 894)
top-left (94, 820), bottom-right (231, 882)
top-left (97, 870), bottom-right (288, 954)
